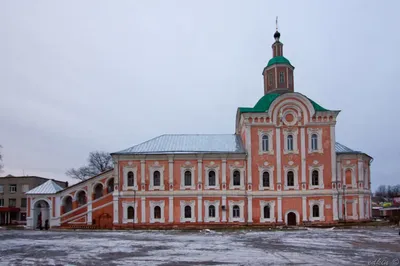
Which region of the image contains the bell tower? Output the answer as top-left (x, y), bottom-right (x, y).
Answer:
top-left (263, 18), bottom-right (295, 95)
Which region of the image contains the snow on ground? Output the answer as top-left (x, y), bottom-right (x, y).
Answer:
top-left (0, 227), bottom-right (399, 266)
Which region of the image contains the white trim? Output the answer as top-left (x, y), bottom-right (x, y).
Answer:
top-left (204, 200), bottom-right (220, 222)
top-left (258, 129), bottom-right (274, 155)
top-left (180, 164), bottom-right (196, 190)
top-left (300, 128), bottom-right (306, 187)
top-left (180, 200), bottom-right (196, 222)
top-left (228, 200), bottom-right (245, 222)
top-left (141, 197), bottom-right (146, 223)
top-left (307, 128), bottom-right (323, 154)
top-left (308, 165), bottom-right (325, 189)
top-left (260, 200), bottom-right (276, 223)
top-left (168, 158), bottom-right (174, 191)
top-left (302, 196), bottom-right (307, 221)
top-left (168, 196), bottom-right (173, 222)
top-left (276, 128), bottom-right (282, 188)
top-left (309, 199), bottom-right (325, 221)
top-left (342, 165), bottom-right (357, 189)
top-left (283, 128), bottom-right (299, 154)
top-left (330, 126), bottom-right (337, 183)
top-left (283, 165), bottom-right (299, 190)
top-left (204, 164), bottom-right (220, 189)
top-left (197, 196), bottom-right (202, 222)
top-left (285, 210), bottom-right (300, 225)
top-left (122, 201), bottom-right (138, 224)
top-left (358, 195), bottom-right (364, 219)
top-left (123, 166), bottom-right (138, 191)
top-left (222, 159), bottom-right (227, 190)
top-left (149, 163), bottom-right (165, 191)
top-left (229, 165), bottom-right (245, 190)
top-left (258, 165), bottom-right (275, 190)
top-left (149, 200), bottom-right (165, 223)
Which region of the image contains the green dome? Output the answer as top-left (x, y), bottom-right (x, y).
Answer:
top-left (266, 56), bottom-right (294, 68)
top-left (238, 93), bottom-right (329, 113)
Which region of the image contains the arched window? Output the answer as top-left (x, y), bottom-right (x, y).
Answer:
top-left (127, 206), bottom-right (134, 219)
top-left (287, 135), bottom-right (293, 151)
top-left (208, 170), bottom-right (216, 186)
top-left (279, 72), bottom-right (285, 84)
top-left (312, 170), bottom-right (319, 186)
top-left (77, 191), bottom-right (86, 207)
top-left (268, 73), bottom-right (273, 86)
top-left (64, 196), bottom-right (73, 213)
top-left (233, 205), bottom-right (240, 218)
top-left (345, 169), bottom-right (352, 186)
top-left (287, 171), bottom-right (294, 186)
top-left (263, 172), bottom-right (270, 187)
top-left (94, 184), bottom-right (103, 200)
top-left (184, 206), bottom-right (191, 218)
top-left (127, 171), bottom-right (134, 187)
top-left (153, 171), bottom-right (161, 186)
top-left (209, 205), bottom-right (216, 218)
top-left (107, 178), bottom-right (114, 193)
top-left (311, 134), bottom-right (318, 151)
top-left (263, 205), bottom-right (270, 219)
top-left (262, 135), bottom-right (269, 151)
top-left (154, 206), bottom-right (161, 219)
top-left (312, 205), bottom-right (319, 217)
top-left (184, 171), bottom-right (192, 186)
top-left (233, 170), bottom-right (241, 186)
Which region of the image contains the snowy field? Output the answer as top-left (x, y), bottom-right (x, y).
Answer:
top-left (0, 227), bottom-right (399, 266)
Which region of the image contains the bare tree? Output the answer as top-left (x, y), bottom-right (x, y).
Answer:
top-left (66, 151), bottom-right (113, 181)
top-left (375, 185), bottom-right (387, 197)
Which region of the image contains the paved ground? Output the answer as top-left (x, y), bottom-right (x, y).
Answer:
top-left (0, 227), bottom-right (399, 266)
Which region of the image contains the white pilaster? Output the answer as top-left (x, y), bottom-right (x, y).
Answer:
top-left (168, 157), bottom-right (174, 191)
top-left (333, 195), bottom-right (338, 220)
top-left (338, 195), bottom-right (343, 219)
top-left (247, 196), bottom-right (253, 223)
top-left (358, 160), bottom-right (364, 182)
top-left (330, 126), bottom-right (337, 183)
top-left (141, 160), bottom-right (145, 190)
top-left (300, 128), bottom-right (306, 186)
top-left (359, 195), bottom-right (364, 219)
top-left (276, 128), bottom-right (282, 187)
top-left (222, 159), bottom-right (227, 190)
top-left (277, 196), bottom-right (282, 222)
top-left (336, 161), bottom-right (341, 184)
top-left (245, 125), bottom-right (252, 187)
top-left (113, 195), bottom-right (119, 224)
top-left (198, 159), bottom-right (202, 185)
top-left (302, 196), bottom-right (307, 221)
top-left (222, 196), bottom-right (227, 222)
top-left (141, 197), bottom-right (146, 223)
top-left (169, 196), bottom-right (174, 223)
top-left (198, 196), bottom-right (202, 222)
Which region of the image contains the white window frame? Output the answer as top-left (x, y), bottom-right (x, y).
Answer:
top-left (284, 165), bottom-right (299, 190)
top-left (308, 165), bottom-right (324, 189)
top-left (258, 165), bottom-right (274, 190)
top-left (180, 200), bottom-right (196, 222)
top-left (260, 200), bottom-right (276, 223)
top-left (0, 199), bottom-right (4, 207)
top-left (149, 164), bottom-right (165, 191)
top-left (204, 165), bottom-right (220, 189)
top-left (150, 200), bottom-right (165, 223)
top-left (180, 166), bottom-right (195, 190)
top-left (342, 165), bottom-right (357, 189)
top-left (122, 201), bottom-right (138, 224)
top-left (9, 184), bottom-right (17, 193)
top-left (307, 128), bottom-right (323, 153)
top-left (229, 166), bottom-right (245, 189)
top-left (283, 129), bottom-right (299, 154)
top-left (308, 199), bottom-right (325, 221)
top-left (0, 185), bottom-right (3, 193)
top-left (228, 200), bottom-right (245, 222)
top-left (204, 200), bottom-right (220, 222)
top-left (123, 166), bottom-right (138, 191)
top-left (22, 184), bottom-right (30, 193)
top-left (258, 129), bottom-right (274, 155)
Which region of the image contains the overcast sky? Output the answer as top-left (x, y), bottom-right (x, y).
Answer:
top-left (0, 1), bottom-right (399, 190)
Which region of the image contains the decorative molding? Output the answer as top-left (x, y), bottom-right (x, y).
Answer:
top-left (149, 200), bottom-right (165, 223)
top-left (229, 165), bottom-right (245, 190)
top-left (122, 201), bottom-right (138, 224)
top-left (180, 164), bottom-right (196, 190)
top-left (180, 200), bottom-right (196, 222)
top-left (257, 129), bottom-right (274, 155)
top-left (204, 200), bottom-right (220, 222)
top-left (260, 200), bottom-right (276, 223)
top-left (123, 166), bottom-right (138, 191)
top-left (309, 199), bottom-right (325, 221)
top-left (283, 165), bottom-right (299, 190)
top-left (258, 165), bottom-right (275, 190)
top-left (204, 164), bottom-right (220, 189)
top-left (284, 209), bottom-right (300, 225)
top-left (308, 165), bottom-right (325, 189)
top-left (283, 128), bottom-right (299, 154)
top-left (228, 200), bottom-right (245, 222)
top-left (149, 164), bottom-right (165, 191)
top-left (342, 165), bottom-right (357, 189)
top-left (307, 128), bottom-right (323, 153)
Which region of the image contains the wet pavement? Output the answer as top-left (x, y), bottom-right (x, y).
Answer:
top-left (0, 227), bottom-right (399, 265)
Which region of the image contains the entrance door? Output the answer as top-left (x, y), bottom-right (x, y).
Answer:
top-left (287, 212), bottom-right (297, 226)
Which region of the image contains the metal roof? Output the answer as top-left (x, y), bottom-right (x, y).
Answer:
top-left (335, 142), bottom-right (360, 153)
top-left (26, 180), bottom-right (64, 195)
top-left (113, 134), bottom-right (246, 155)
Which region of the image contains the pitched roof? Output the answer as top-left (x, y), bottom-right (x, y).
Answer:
top-left (113, 134), bottom-right (246, 155)
top-left (335, 142), bottom-right (360, 153)
top-left (26, 180), bottom-right (64, 195)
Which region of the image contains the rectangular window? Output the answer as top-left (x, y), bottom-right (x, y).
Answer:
top-left (22, 184), bottom-right (30, 193)
top-left (0, 185), bottom-right (3, 193)
top-left (9, 184), bottom-right (17, 193)
top-left (287, 135), bottom-right (293, 151)
top-left (0, 199), bottom-right (4, 207)
top-left (21, 198), bottom-right (27, 208)
top-left (9, 198), bottom-right (16, 207)
top-left (279, 72), bottom-right (285, 84)
top-left (268, 73), bottom-right (273, 86)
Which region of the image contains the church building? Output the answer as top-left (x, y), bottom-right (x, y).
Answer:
top-left (26, 28), bottom-right (373, 229)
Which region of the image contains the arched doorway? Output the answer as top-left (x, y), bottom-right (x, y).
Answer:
top-left (287, 212), bottom-right (297, 226)
top-left (33, 200), bottom-right (50, 229)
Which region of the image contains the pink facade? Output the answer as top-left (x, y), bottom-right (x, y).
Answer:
top-left (26, 28), bottom-right (372, 229)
